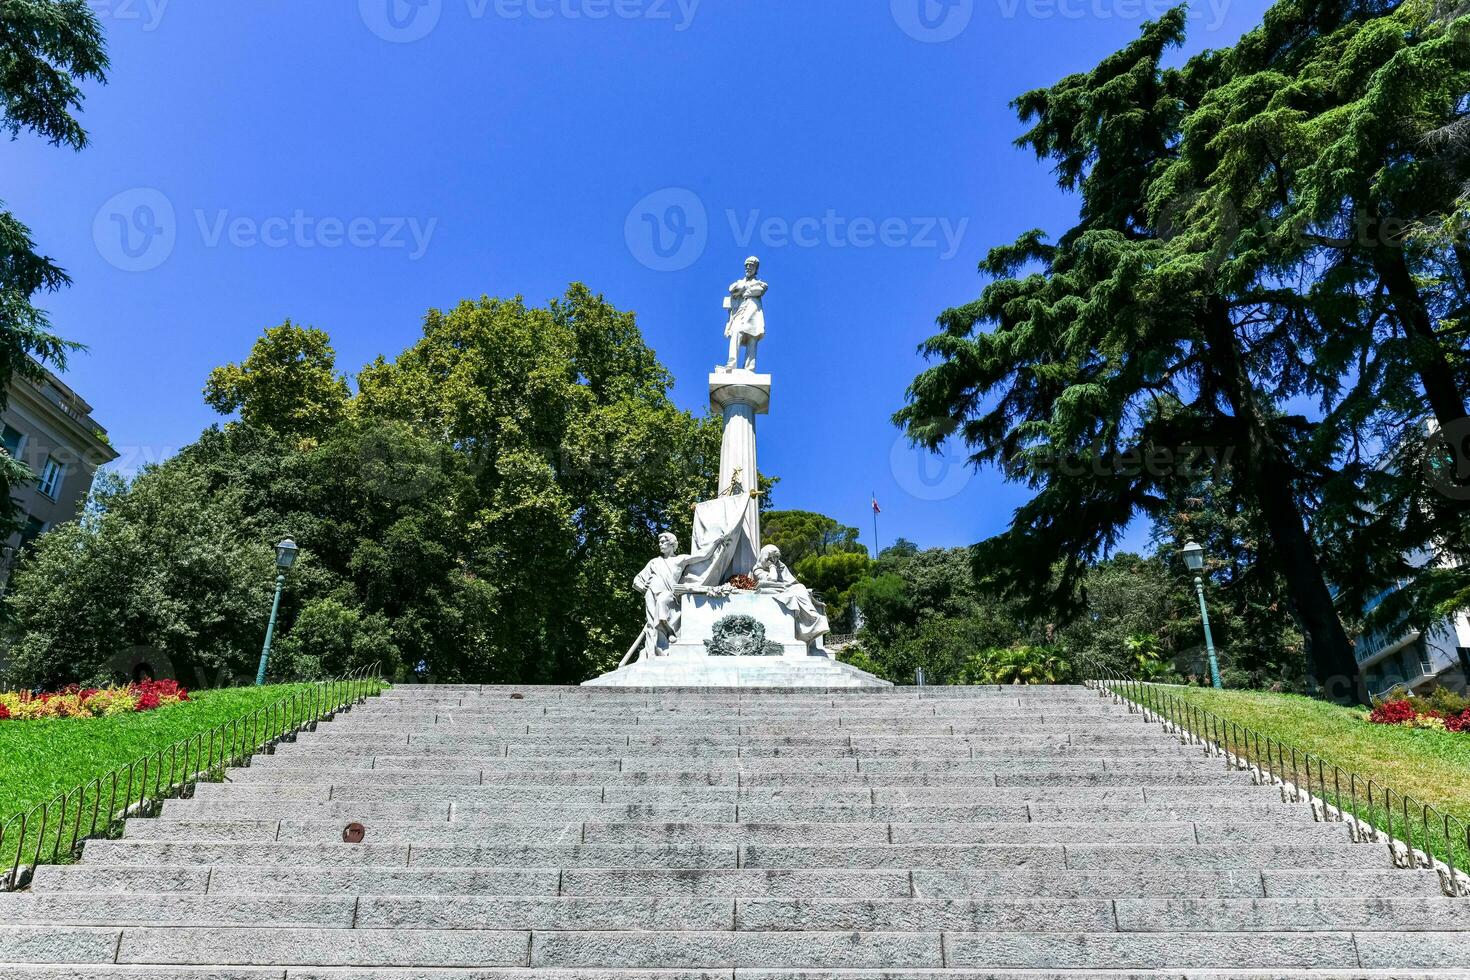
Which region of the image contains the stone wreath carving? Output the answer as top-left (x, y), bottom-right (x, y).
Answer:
top-left (704, 614), bottom-right (782, 658)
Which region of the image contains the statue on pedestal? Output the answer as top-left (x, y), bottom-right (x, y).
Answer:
top-left (723, 255), bottom-right (766, 372)
top-left (754, 544), bottom-right (831, 645)
top-left (623, 531), bottom-right (734, 667)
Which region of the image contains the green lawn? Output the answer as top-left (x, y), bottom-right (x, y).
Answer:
top-left (0, 680), bottom-right (383, 873)
top-left (1129, 684), bottom-right (1470, 869)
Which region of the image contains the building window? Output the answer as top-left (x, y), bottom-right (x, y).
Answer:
top-left (37, 457), bottom-right (63, 499)
top-left (0, 425), bottom-right (22, 459)
top-left (1459, 647), bottom-right (1470, 677)
top-left (1411, 638), bottom-right (1433, 678)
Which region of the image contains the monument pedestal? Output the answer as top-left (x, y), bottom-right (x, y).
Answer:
top-left (584, 592), bottom-right (891, 688)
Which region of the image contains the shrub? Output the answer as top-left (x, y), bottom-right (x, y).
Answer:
top-left (1421, 687), bottom-right (1470, 717)
top-left (1368, 699), bottom-right (1418, 725)
top-left (958, 645), bottom-right (1073, 685)
top-left (837, 646), bottom-right (890, 681)
top-left (0, 680), bottom-right (188, 721)
top-left (1219, 666), bottom-right (1253, 690)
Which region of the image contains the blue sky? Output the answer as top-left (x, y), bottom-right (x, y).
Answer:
top-left (6, 0), bottom-right (1269, 553)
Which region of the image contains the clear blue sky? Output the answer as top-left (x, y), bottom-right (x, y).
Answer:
top-left (6, 0), bottom-right (1268, 553)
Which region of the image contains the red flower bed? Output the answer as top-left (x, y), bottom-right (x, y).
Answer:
top-left (1368, 696), bottom-right (1470, 734)
top-left (0, 679), bottom-right (188, 721)
top-left (1369, 699), bottom-right (1417, 725)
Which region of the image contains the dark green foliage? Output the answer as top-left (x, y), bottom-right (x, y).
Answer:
top-left (896, 0), bottom-right (1470, 702)
top-left (2, 286), bottom-right (721, 687)
top-left (957, 646), bottom-right (1074, 685)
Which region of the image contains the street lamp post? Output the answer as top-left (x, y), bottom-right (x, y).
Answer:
top-left (254, 538), bottom-right (299, 687)
top-left (1181, 540), bottom-right (1222, 689)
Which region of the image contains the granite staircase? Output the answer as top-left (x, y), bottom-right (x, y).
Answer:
top-left (2, 684), bottom-right (1468, 978)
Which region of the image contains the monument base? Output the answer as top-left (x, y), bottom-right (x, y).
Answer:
top-left (585, 591), bottom-right (891, 688)
top-left (582, 652), bottom-right (891, 688)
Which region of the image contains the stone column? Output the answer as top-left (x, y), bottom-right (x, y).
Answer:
top-left (709, 369), bottom-right (770, 575)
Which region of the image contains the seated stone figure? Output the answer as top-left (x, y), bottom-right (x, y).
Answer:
top-left (753, 544), bottom-right (831, 646)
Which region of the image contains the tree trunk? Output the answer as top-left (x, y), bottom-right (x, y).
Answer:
top-left (1202, 300), bottom-right (1368, 705)
top-left (1369, 223), bottom-right (1468, 431)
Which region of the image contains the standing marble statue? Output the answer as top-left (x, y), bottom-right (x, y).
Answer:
top-left (724, 255), bottom-right (767, 372)
top-left (754, 545), bottom-right (831, 644)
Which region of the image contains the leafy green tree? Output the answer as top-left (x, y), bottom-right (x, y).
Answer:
top-left (353, 284), bottom-right (720, 682)
top-left (850, 545), bottom-right (1038, 683)
top-left (1053, 554), bottom-right (1178, 673)
top-left (0, 0), bottom-right (108, 536)
top-left (204, 321), bottom-right (351, 438)
top-left (895, 7), bottom-right (1447, 702)
top-left (3, 285), bottom-right (722, 688)
top-left (271, 597), bottom-right (401, 681)
top-left (3, 459), bottom-right (279, 690)
top-left (762, 510), bottom-right (866, 568)
top-left (793, 550), bottom-right (869, 632)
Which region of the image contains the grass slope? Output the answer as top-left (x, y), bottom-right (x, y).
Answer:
top-left (1136, 685), bottom-right (1470, 870)
top-left (0, 683), bottom-right (323, 823)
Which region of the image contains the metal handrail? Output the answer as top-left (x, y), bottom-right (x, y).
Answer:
top-left (1082, 665), bottom-right (1470, 898)
top-left (0, 663), bottom-right (384, 891)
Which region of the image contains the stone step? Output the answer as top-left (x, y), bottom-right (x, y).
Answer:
top-left (270, 736), bottom-right (1181, 756)
top-left (349, 708), bottom-right (1131, 723)
top-left (19, 971), bottom-right (1465, 980)
top-left (26, 895), bottom-right (1462, 935)
top-left (75, 839), bottom-right (1386, 872)
top-left (218, 762), bottom-right (1246, 787)
top-left (156, 798), bottom-right (1315, 825)
top-left (736, 844), bottom-right (1382, 871)
top-left (324, 719), bottom-right (1154, 734)
top-left (188, 783), bottom-right (1269, 805)
top-left (260, 743), bottom-right (1202, 761)
top-left (302, 727), bottom-right (1177, 743)
top-left (28, 863), bottom-right (1444, 899)
top-left (121, 818), bottom-right (1346, 847)
top-left (15, 926), bottom-right (1430, 969)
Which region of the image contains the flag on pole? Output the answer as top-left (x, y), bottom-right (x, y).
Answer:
top-left (871, 496), bottom-right (881, 514)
